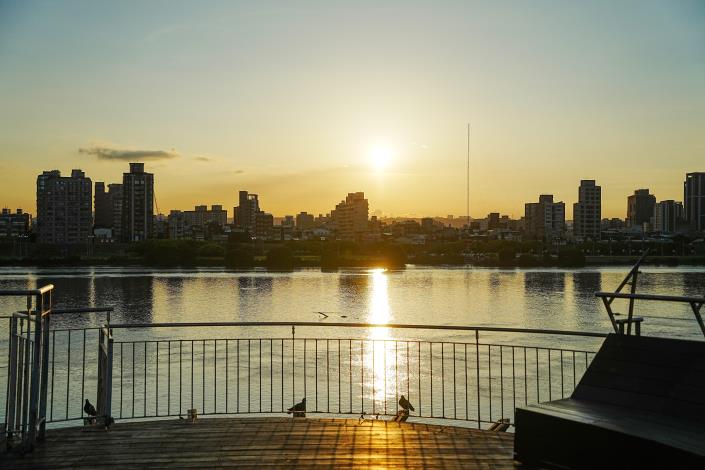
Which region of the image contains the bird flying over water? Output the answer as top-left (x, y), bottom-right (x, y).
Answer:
top-left (84, 399), bottom-right (97, 417)
top-left (399, 395), bottom-right (415, 412)
top-left (288, 397), bottom-right (306, 417)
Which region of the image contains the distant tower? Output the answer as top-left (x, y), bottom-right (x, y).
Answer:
top-left (684, 172), bottom-right (705, 232)
top-left (121, 163), bottom-right (154, 242)
top-left (573, 180), bottom-right (601, 241)
top-left (626, 189), bottom-right (656, 230)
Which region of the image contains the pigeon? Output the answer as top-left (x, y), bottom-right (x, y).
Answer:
top-left (287, 397), bottom-right (306, 417)
top-left (84, 399), bottom-right (97, 417)
top-left (399, 395), bottom-right (415, 412)
top-left (103, 415), bottom-right (115, 429)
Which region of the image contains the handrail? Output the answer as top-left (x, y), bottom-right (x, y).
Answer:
top-left (105, 321), bottom-right (608, 338)
top-left (0, 284), bottom-right (54, 296)
top-left (51, 307), bottom-right (114, 314)
top-left (595, 292), bottom-right (705, 303)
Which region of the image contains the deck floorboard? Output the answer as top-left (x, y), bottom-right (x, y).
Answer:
top-left (1, 417), bottom-right (517, 468)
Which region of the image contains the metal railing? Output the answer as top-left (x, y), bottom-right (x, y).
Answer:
top-left (2, 285), bottom-right (53, 449)
top-left (595, 249), bottom-right (705, 337)
top-left (32, 322), bottom-right (604, 430)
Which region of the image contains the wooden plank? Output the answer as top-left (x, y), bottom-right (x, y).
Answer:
top-left (1, 417), bottom-right (516, 469)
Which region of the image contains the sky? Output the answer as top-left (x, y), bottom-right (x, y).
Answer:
top-left (1, 0), bottom-right (704, 219)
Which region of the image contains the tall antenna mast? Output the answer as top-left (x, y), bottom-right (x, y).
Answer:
top-left (466, 122), bottom-right (470, 228)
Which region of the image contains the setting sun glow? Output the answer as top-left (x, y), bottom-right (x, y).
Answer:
top-left (368, 145), bottom-right (395, 172)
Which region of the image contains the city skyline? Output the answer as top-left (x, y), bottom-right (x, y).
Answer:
top-left (1, 1), bottom-right (704, 218)
top-left (6, 164), bottom-right (704, 223)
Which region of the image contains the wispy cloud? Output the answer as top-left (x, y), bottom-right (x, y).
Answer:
top-left (194, 155), bottom-right (213, 162)
top-left (79, 145), bottom-right (179, 162)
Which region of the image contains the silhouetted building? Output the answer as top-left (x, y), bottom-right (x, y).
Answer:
top-left (487, 212), bottom-right (501, 230)
top-left (626, 189), bottom-right (656, 230)
top-left (653, 200), bottom-right (683, 234)
top-left (109, 183), bottom-right (123, 240)
top-left (184, 205), bottom-right (227, 228)
top-left (601, 218), bottom-right (625, 230)
top-left (255, 211), bottom-right (274, 239)
top-left (524, 195), bottom-right (565, 242)
top-left (684, 172), bottom-right (705, 232)
top-left (234, 190), bottom-right (260, 234)
top-left (94, 182), bottom-right (113, 229)
top-left (296, 212), bottom-right (314, 230)
top-left (331, 192), bottom-right (369, 240)
top-left (421, 217), bottom-right (435, 232)
top-left (0, 208), bottom-right (31, 238)
top-left (36, 169), bottom-right (92, 244)
top-left (169, 205), bottom-right (227, 240)
top-left (121, 163), bottom-right (154, 242)
top-left (573, 180), bottom-right (601, 241)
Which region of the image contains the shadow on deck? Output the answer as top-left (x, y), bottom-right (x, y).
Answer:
top-left (2, 417), bottom-right (517, 468)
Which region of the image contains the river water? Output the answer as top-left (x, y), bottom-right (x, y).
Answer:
top-left (1, 266), bottom-right (703, 426)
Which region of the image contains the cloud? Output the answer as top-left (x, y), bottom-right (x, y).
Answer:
top-left (230, 169), bottom-right (244, 174)
top-left (79, 145), bottom-right (179, 162)
top-left (194, 155), bottom-right (213, 162)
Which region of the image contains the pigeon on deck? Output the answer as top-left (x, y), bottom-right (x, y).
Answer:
top-left (287, 397), bottom-right (306, 418)
top-left (84, 399), bottom-right (97, 417)
top-left (394, 395), bottom-right (415, 422)
top-left (399, 395), bottom-right (415, 412)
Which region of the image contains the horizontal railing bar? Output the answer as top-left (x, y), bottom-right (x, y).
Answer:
top-left (595, 291), bottom-right (705, 303)
top-left (51, 307), bottom-right (114, 314)
top-left (107, 337), bottom-right (597, 354)
top-left (0, 285), bottom-right (54, 296)
top-left (105, 321), bottom-right (608, 338)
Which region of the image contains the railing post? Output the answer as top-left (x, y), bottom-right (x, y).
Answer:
top-left (6, 316), bottom-right (19, 436)
top-left (97, 326), bottom-right (114, 418)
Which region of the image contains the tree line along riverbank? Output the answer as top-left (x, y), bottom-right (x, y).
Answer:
top-left (1, 239), bottom-right (704, 269)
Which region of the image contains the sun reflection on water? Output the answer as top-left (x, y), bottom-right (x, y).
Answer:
top-left (366, 268), bottom-right (394, 406)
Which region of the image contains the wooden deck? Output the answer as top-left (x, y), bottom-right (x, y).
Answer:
top-left (2, 417), bottom-right (516, 468)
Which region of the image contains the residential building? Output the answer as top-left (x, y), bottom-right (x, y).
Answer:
top-left (524, 194), bottom-right (565, 242)
top-left (233, 191), bottom-right (260, 234)
top-left (109, 184), bottom-right (123, 241)
top-left (331, 192), bottom-right (369, 240)
top-left (0, 208), bottom-right (31, 238)
top-left (573, 180), bottom-right (601, 241)
top-left (169, 205), bottom-right (228, 240)
top-left (36, 169), bottom-right (92, 244)
top-left (626, 189), bottom-right (656, 230)
top-left (121, 163), bottom-right (154, 242)
top-left (653, 200), bottom-right (683, 234)
top-left (296, 212), bottom-right (315, 230)
top-left (94, 182), bottom-right (112, 229)
top-left (255, 211), bottom-right (274, 239)
top-left (684, 172), bottom-right (705, 232)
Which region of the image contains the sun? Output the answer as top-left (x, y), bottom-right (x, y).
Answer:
top-left (368, 145), bottom-right (395, 171)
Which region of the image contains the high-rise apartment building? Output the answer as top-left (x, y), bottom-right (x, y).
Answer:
top-left (234, 190), bottom-right (260, 234)
top-left (684, 172), bottom-right (705, 232)
top-left (331, 192), bottom-right (369, 240)
top-left (0, 209), bottom-right (31, 238)
top-left (653, 200), bottom-right (683, 234)
top-left (94, 182), bottom-right (113, 228)
top-left (121, 163), bottom-right (154, 242)
top-left (572, 180), bottom-right (601, 241)
top-left (36, 169), bottom-right (93, 244)
top-left (524, 194), bottom-right (565, 242)
top-left (109, 183), bottom-right (123, 241)
top-left (626, 189), bottom-right (656, 229)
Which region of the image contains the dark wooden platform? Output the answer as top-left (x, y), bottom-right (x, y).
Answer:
top-left (2, 417), bottom-right (516, 468)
